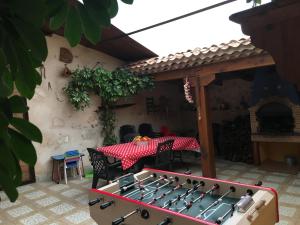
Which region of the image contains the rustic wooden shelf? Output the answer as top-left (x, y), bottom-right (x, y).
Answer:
top-left (98, 103), bottom-right (136, 110)
top-left (251, 134), bottom-right (300, 143)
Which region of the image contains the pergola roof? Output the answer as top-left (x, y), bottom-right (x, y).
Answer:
top-left (125, 38), bottom-right (268, 75)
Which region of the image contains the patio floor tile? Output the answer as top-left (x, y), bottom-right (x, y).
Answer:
top-left (19, 213), bottom-right (48, 225)
top-left (241, 172), bottom-right (261, 179)
top-left (48, 185), bottom-right (69, 192)
top-left (219, 169), bottom-right (239, 176)
top-left (24, 191), bottom-right (47, 200)
top-left (64, 211), bottom-right (90, 224)
top-left (61, 189), bottom-right (83, 198)
top-left (49, 203), bottom-right (75, 215)
top-left (17, 185), bottom-right (35, 194)
top-left (279, 206), bottom-right (297, 217)
top-left (36, 197), bottom-right (61, 207)
top-left (279, 194), bottom-right (300, 205)
top-left (0, 200), bottom-right (21, 209)
top-left (6, 205), bottom-right (33, 218)
top-left (265, 175), bottom-right (287, 183)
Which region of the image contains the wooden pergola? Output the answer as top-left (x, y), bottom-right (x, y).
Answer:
top-left (141, 51), bottom-right (275, 178)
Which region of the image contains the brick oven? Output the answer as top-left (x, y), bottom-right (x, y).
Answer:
top-left (249, 69), bottom-right (300, 173)
top-left (249, 96), bottom-right (300, 142)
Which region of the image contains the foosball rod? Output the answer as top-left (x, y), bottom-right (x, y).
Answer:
top-left (112, 209), bottom-right (140, 225)
top-left (197, 186), bottom-right (236, 218)
top-left (139, 177), bottom-right (175, 200)
top-left (162, 181), bottom-right (208, 209)
top-left (112, 174), bottom-right (155, 194)
top-left (90, 175), bottom-right (156, 207)
top-left (178, 183), bottom-right (219, 213)
top-left (111, 179), bottom-right (186, 225)
top-left (215, 204), bottom-right (235, 224)
top-left (147, 182), bottom-right (187, 205)
top-left (124, 175), bottom-right (167, 198)
top-left (216, 190), bottom-right (255, 224)
top-left (101, 175), bottom-right (169, 210)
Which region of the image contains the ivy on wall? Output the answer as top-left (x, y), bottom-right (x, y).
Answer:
top-left (64, 67), bottom-right (154, 146)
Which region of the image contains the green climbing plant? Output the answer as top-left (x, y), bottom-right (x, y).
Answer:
top-left (64, 67), bottom-right (154, 146)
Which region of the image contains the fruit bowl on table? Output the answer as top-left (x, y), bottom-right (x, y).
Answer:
top-left (132, 136), bottom-right (151, 146)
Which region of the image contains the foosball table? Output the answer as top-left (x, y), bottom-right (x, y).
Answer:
top-left (89, 168), bottom-right (279, 225)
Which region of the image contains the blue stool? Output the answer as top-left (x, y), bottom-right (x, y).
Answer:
top-left (51, 151), bottom-right (85, 184)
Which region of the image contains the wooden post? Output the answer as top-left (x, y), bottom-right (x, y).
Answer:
top-left (196, 76), bottom-right (216, 178)
top-left (253, 142), bottom-right (261, 165)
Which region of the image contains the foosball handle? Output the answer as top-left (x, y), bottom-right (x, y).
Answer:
top-left (100, 201), bottom-right (114, 209)
top-left (88, 198), bottom-right (101, 206)
top-left (255, 181), bottom-right (263, 186)
top-left (158, 217), bottom-right (172, 225)
top-left (184, 169), bottom-right (192, 175)
top-left (112, 217), bottom-right (124, 225)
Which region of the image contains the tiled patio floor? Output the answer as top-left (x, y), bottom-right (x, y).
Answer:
top-left (1, 159), bottom-right (300, 225)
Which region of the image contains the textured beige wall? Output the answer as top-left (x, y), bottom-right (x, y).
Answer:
top-left (28, 34), bottom-right (124, 181)
top-left (114, 81), bottom-right (197, 138)
top-left (28, 35), bottom-right (190, 181)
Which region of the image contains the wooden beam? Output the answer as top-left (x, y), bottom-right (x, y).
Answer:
top-left (196, 78), bottom-right (216, 178)
top-left (199, 74), bottom-right (216, 86)
top-left (154, 54), bottom-right (274, 82)
top-left (155, 69), bottom-right (196, 82)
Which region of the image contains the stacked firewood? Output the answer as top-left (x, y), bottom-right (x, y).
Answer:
top-left (218, 115), bottom-right (252, 163)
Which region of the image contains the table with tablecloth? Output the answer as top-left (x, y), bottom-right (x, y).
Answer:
top-left (97, 136), bottom-right (200, 170)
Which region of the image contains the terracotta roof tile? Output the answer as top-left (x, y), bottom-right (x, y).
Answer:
top-left (125, 38), bottom-right (267, 75)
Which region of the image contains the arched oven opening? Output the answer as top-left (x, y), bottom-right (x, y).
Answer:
top-left (256, 102), bottom-right (294, 134)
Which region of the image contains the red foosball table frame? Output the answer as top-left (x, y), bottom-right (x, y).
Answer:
top-left (89, 168), bottom-right (279, 225)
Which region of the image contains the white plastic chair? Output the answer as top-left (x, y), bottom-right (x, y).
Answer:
top-left (63, 150), bottom-right (82, 184)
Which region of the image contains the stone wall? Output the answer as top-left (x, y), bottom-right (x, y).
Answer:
top-left (28, 35), bottom-right (188, 181)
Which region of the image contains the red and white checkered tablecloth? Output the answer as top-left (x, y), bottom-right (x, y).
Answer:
top-left (97, 136), bottom-right (200, 170)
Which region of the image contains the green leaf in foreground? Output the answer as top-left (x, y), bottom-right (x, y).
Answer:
top-left (9, 128), bottom-right (37, 166)
top-left (12, 18), bottom-right (48, 62)
top-left (49, 0), bottom-right (68, 30)
top-left (0, 143), bottom-right (16, 176)
top-left (0, 69), bottom-right (13, 97)
top-left (121, 0), bottom-right (134, 4)
top-left (84, 0), bottom-right (110, 27)
top-left (108, 0), bottom-right (119, 18)
top-left (10, 117), bottom-right (42, 143)
top-left (78, 4), bottom-right (101, 45)
top-left (8, 96), bottom-right (28, 113)
top-left (64, 6), bottom-right (82, 47)
top-left (0, 167), bottom-right (18, 202)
